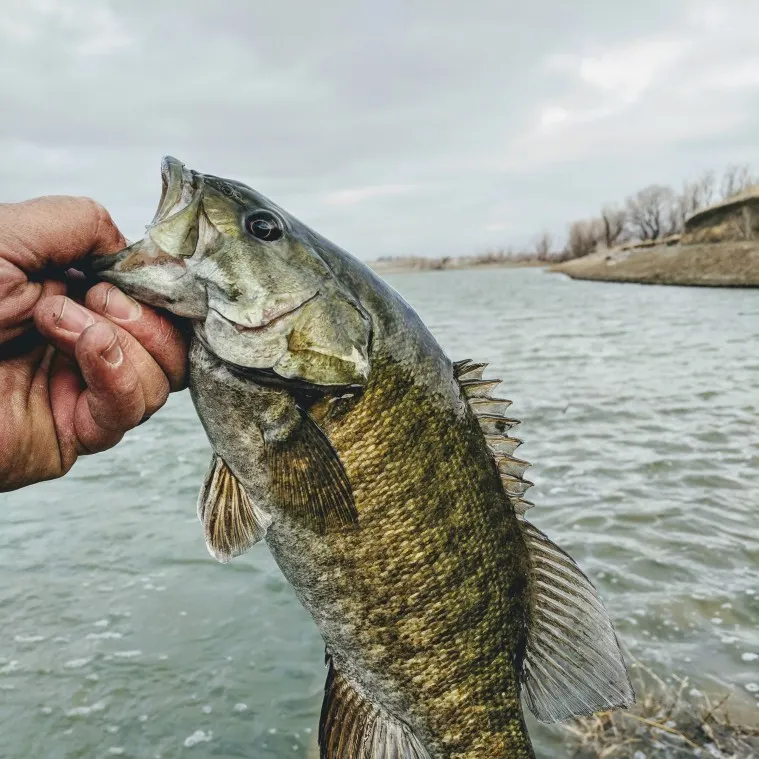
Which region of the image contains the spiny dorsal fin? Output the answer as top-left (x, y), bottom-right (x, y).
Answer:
top-left (198, 454), bottom-right (272, 563)
top-left (468, 397), bottom-right (513, 416)
top-left (494, 454), bottom-right (531, 480)
top-left (485, 435), bottom-right (522, 456)
top-left (519, 520), bottom-right (635, 722)
top-left (455, 361), bottom-right (488, 381)
top-left (265, 410), bottom-right (359, 534)
top-left (319, 654), bottom-right (430, 759)
top-left (460, 378), bottom-right (502, 398)
top-left (454, 359), bottom-right (534, 514)
top-left (477, 415), bottom-right (521, 437)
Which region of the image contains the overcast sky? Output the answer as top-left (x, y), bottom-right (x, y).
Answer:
top-left (2, 0), bottom-right (759, 259)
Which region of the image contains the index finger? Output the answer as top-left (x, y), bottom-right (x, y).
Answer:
top-left (0, 196), bottom-right (126, 272)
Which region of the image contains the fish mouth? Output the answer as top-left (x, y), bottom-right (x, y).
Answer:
top-left (152, 155), bottom-right (200, 225)
top-left (88, 156), bottom-right (201, 275)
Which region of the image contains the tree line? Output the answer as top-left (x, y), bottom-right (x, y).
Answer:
top-left (531, 164), bottom-right (757, 262)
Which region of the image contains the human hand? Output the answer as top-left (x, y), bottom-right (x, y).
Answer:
top-left (0, 196), bottom-right (188, 492)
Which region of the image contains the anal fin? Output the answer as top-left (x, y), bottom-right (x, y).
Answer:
top-left (319, 655), bottom-right (430, 759)
top-left (265, 410), bottom-right (358, 534)
top-left (198, 454), bottom-right (272, 563)
top-left (519, 520), bottom-right (635, 722)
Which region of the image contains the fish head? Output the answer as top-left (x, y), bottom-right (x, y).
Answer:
top-left (93, 156), bottom-right (371, 389)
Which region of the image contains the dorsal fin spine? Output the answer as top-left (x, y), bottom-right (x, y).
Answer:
top-left (454, 358), bottom-right (535, 517)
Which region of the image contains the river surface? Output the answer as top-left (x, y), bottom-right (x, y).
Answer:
top-left (2, 268), bottom-right (758, 759)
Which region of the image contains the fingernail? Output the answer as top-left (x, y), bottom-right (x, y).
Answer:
top-left (56, 299), bottom-right (94, 334)
top-left (100, 335), bottom-right (123, 367)
top-left (104, 286), bottom-right (141, 321)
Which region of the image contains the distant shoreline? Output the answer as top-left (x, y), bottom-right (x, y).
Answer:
top-left (367, 257), bottom-right (546, 275)
top-left (367, 242), bottom-right (759, 287)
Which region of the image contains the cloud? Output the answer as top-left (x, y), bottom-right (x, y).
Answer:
top-left (0, 0), bottom-right (133, 55)
top-left (323, 183), bottom-right (431, 206)
top-left (1, 0), bottom-right (758, 257)
top-left (494, 5), bottom-right (759, 185)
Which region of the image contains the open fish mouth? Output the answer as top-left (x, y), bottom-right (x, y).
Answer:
top-left (87, 156), bottom-right (201, 275)
top-left (151, 155), bottom-right (200, 226)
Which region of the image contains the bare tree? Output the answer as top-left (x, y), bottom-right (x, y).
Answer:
top-left (673, 171), bottom-right (716, 230)
top-left (564, 218), bottom-right (604, 259)
top-left (600, 206), bottom-right (627, 249)
top-left (696, 170), bottom-right (717, 207)
top-left (625, 184), bottom-right (679, 241)
top-left (532, 232), bottom-right (553, 260)
top-left (720, 164), bottom-right (755, 200)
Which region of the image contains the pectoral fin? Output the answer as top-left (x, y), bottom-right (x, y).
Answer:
top-left (198, 454), bottom-right (272, 563)
top-left (265, 411), bottom-right (358, 534)
top-left (519, 520), bottom-right (635, 722)
top-left (319, 654), bottom-right (430, 759)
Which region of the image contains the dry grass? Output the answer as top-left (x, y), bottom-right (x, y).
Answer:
top-left (560, 657), bottom-right (759, 758)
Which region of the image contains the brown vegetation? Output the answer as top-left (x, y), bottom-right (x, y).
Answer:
top-left (560, 657), bottom-right (759, 758)
top-left (559, 164), bottom-right (757, 262)
top-left (369, 250), bottom-right (543, 274)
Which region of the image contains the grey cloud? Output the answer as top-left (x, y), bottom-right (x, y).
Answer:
top-left (1, 0), bottom-right (758, 257)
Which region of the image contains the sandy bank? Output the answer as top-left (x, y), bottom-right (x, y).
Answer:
top-left (549, 241), bottom-right (759, 287)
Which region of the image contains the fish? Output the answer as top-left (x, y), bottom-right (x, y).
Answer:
top-left (90, 156), bottom-right (634, 758)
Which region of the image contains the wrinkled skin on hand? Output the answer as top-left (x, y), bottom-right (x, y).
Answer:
top-left (0, 196), bottom-right (189, 492)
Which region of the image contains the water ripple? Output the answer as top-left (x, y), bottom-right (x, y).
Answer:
top-left (1, 268), bottom-right (757, 758)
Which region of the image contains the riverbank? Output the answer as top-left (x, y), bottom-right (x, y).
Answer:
top-left (368, 255), bottom-right (544, 274)
top-left (550, 241), bottom-right (759, 287)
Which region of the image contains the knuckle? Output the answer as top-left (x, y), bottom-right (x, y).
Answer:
top-left (143, 372), bottom-right (170, 415)
top-left (83, 281), bottom-right (112, 312)
top-left (78, 197), bottom-right (122, 250)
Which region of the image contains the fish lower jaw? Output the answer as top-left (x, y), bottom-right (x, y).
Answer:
top-left (210, 291), bottom-right (319, 333)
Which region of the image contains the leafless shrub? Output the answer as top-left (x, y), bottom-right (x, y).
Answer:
top-left (600, 206), bottom-right (628, 248)
top-left (720, 164), bottom-right (755, 200)
top-left (625, 184), bottom-right (680, 240)
top-left (532, 232), bottom-right (553, 261)
top-left (563, 218), bottom-right (605, 259)
top-left (674, 170), bottom-right (718, 229)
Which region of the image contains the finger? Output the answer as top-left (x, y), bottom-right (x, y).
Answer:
top-left (0, 262), bottom-right (65, 344)
top-left (0, 196), bottom-right (126, 272)
top-left (48, 352), bottom-right (85, 473)
top-left (85, 283), bottom-right (188, 391)
top-left (34, 295), bottom-right (171, 416)
top-left (73, 322), bottom-right (145, 454)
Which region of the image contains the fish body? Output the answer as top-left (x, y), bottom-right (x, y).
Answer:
top-left (92, 157), bottom-right (634, 758)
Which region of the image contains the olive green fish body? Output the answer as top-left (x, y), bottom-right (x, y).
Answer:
top-left (303, 353), bottom-right (535, 758)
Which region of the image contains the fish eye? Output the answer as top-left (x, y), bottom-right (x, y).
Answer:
top-left (245, 211), bottom-right (283, 242)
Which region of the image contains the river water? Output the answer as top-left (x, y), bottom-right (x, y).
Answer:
top-left (2, 268), bottom-right (758, 758)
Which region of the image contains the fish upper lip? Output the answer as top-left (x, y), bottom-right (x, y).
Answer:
top-left (211, 292), bottom-right (319, 333)
top-left (151, 155), bottom-right (200, 225)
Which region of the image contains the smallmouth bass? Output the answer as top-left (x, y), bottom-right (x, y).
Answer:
top-left (91, 156), bottom-right (634, 758)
